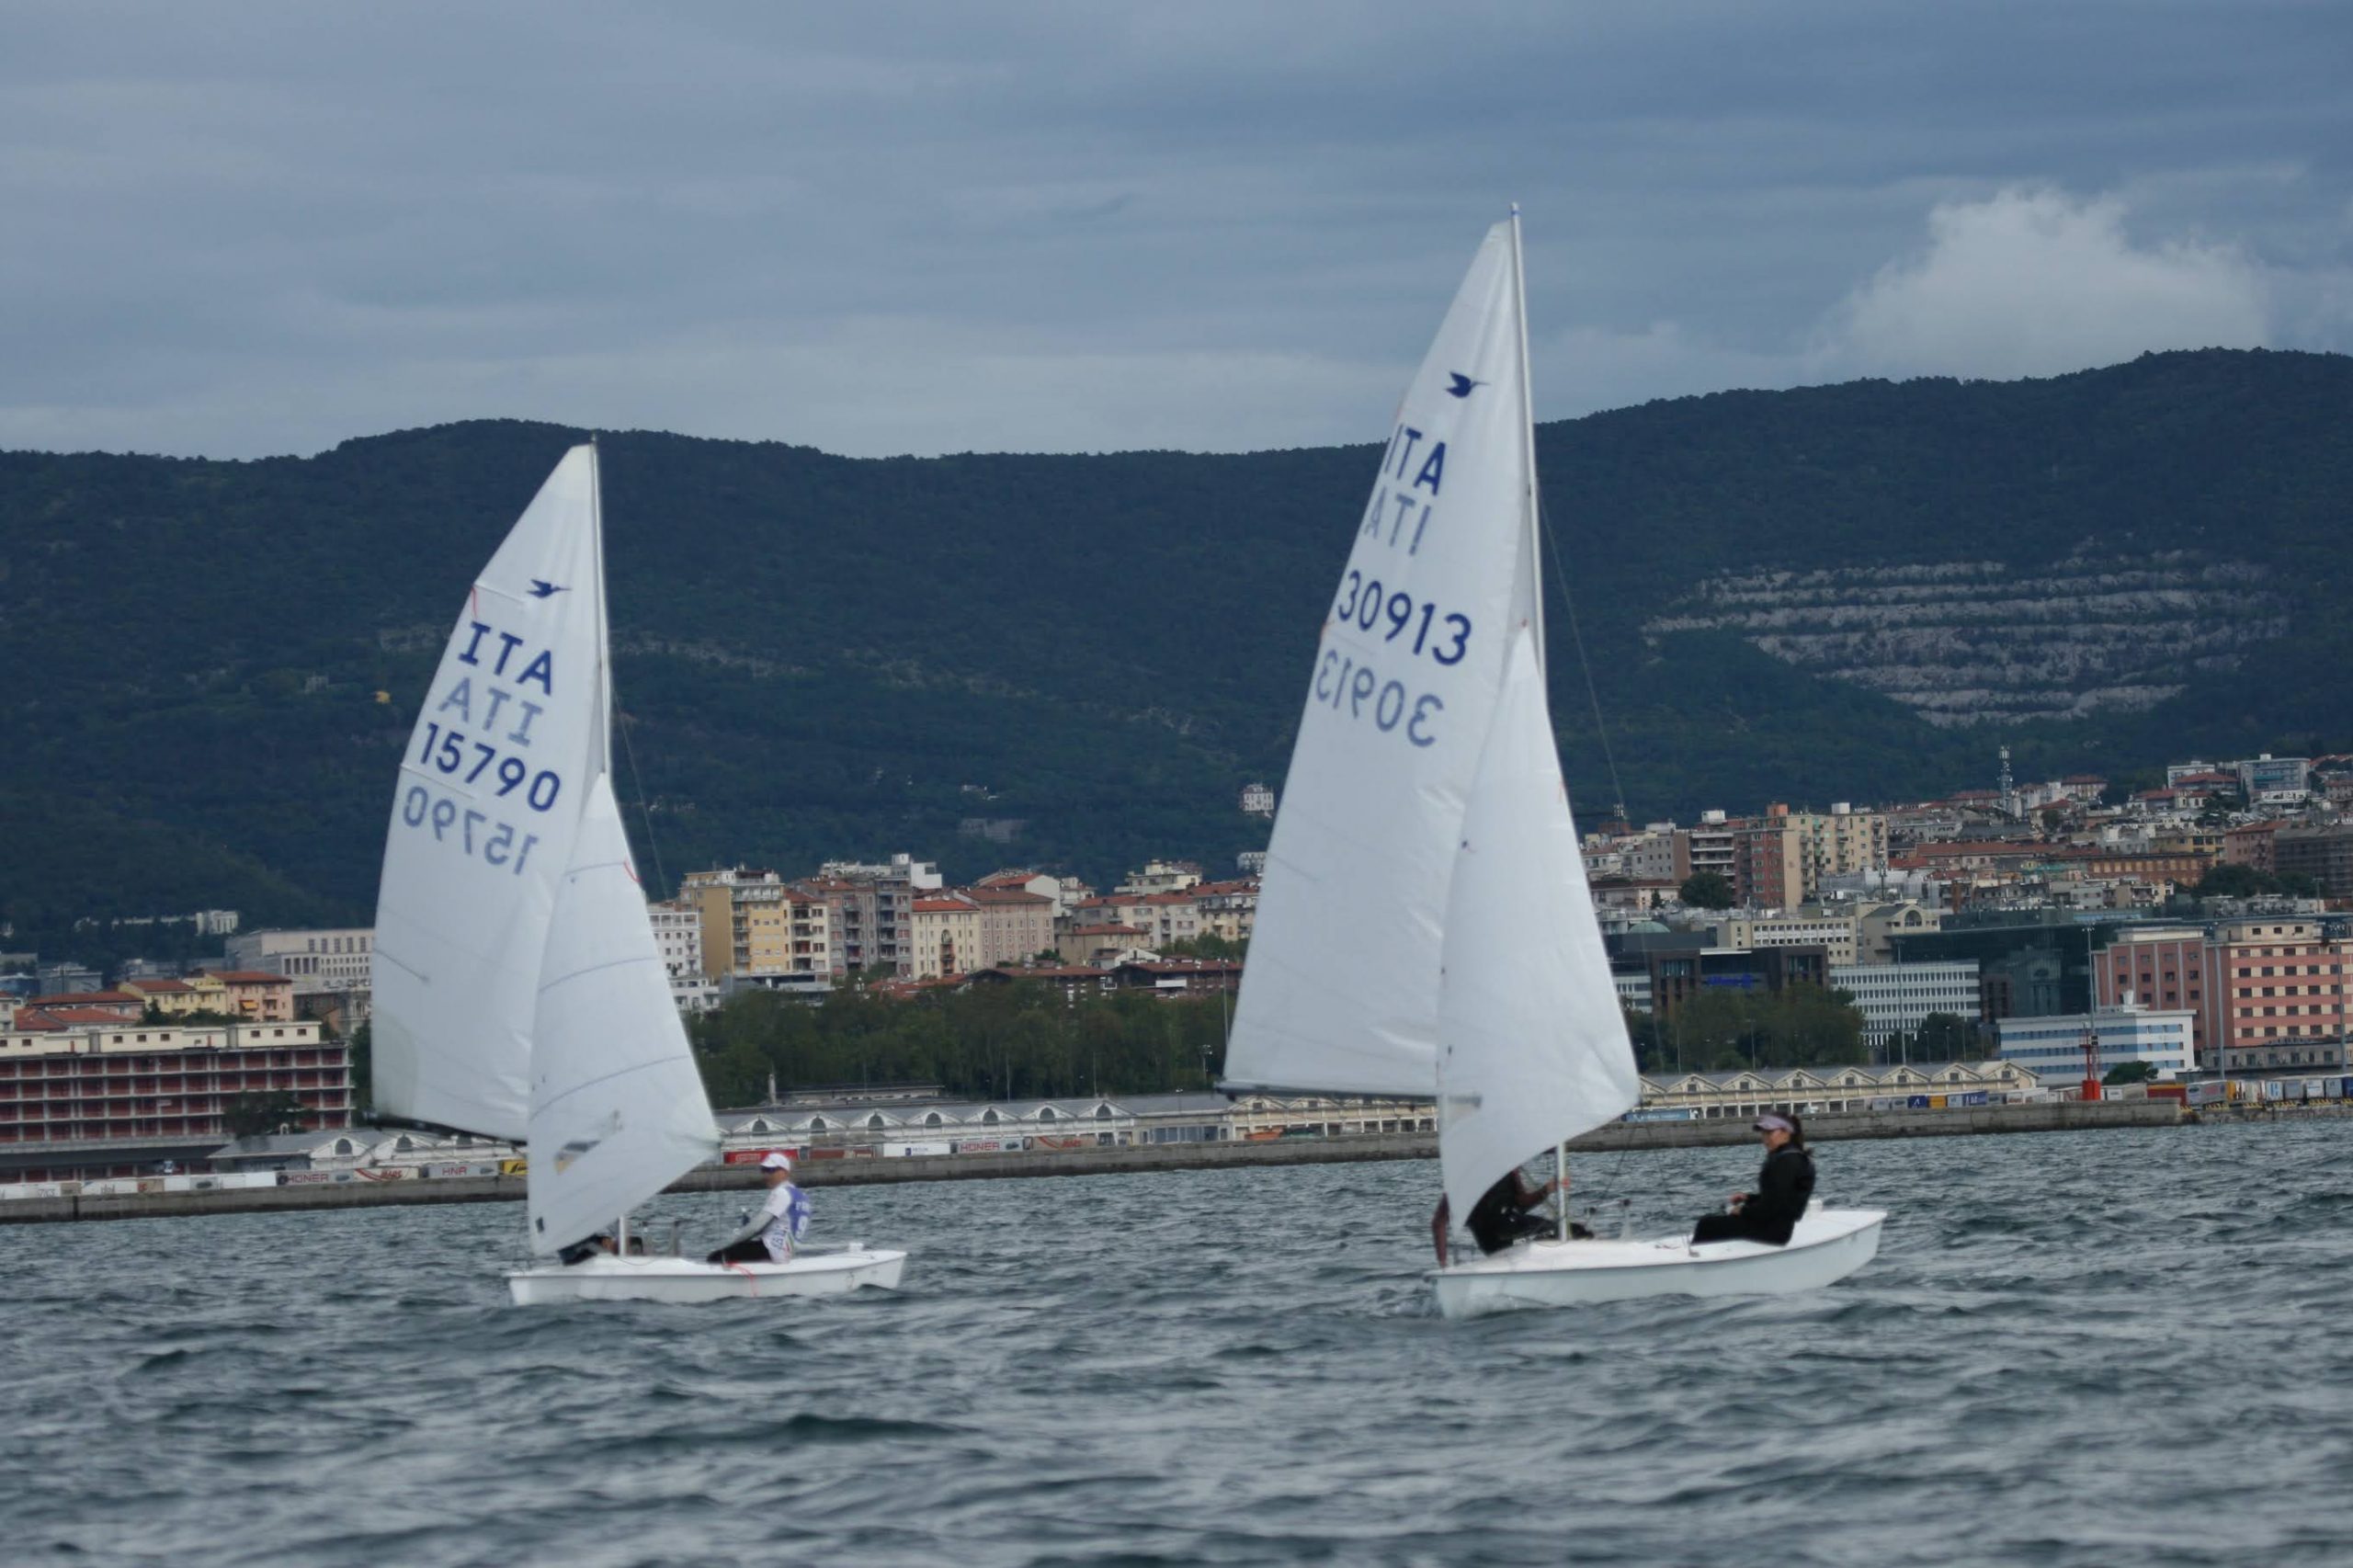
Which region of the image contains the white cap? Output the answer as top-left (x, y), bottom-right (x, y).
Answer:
top-left (759, 1151), bottom-right (793, 1171)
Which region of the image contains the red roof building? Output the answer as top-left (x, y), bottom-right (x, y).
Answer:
top-left (24, 991), bottom-right (143, 1018)
top-left (0, 1017), bottom-right (353, 1181)
top-left (1056, 923), bottom-right (1151, 966)
top-left (1112, 959), bottom-right (1244, 995)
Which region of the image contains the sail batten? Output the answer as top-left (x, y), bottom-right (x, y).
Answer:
top-left (1224, 219), bottom-right (1538, 1099)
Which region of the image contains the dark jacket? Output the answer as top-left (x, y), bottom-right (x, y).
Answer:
top-left (1467, 1173), bottom-right (1549, 1255)
top-left (1742, 1145), bottom-right (1815, 1244)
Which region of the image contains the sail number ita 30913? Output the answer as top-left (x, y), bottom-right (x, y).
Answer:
top-left (1332, 573), bottom-right (1471, 666)
top-left (1313, 649), bottom-right (1443, 747)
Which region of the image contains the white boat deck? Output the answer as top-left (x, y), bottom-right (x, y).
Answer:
top-left (508, 1244), bottom-right (907, 1305)
top-left (1430, 1206), bottom-right (1884, 1317)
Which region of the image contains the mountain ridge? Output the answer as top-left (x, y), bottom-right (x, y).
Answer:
top-left (4, 348), bottom-right (2349, 961)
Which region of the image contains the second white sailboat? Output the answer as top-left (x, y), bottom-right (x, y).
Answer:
top-left (1226, 213), bottom-right (1883, 1316)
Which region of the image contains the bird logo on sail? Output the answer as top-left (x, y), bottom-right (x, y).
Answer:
top-left (528, 579), bottom-right (568, 598)
top-left (552, 1136), bottom-right (602, 1174)
top-left (1445, 373), bottom-right (1483, 398)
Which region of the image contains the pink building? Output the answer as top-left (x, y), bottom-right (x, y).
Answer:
top-left (2097, 918), bottom-right (2353, 1071)
top-left (2095, 927), bottom-right (2212, 1062)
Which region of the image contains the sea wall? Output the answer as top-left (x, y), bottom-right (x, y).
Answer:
top-left (1575, 1097), bottom-right (2181, 1152)
top-left (0, 1099), bottom-right (2178, 1225)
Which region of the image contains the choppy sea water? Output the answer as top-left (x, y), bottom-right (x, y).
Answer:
top-left (7, 1120), bottom-right (2353, 1567)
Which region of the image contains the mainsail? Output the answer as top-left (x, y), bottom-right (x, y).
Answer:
top-left (1224, 218), bottom-right (1541, 1096)
top-left (1436, 628), bottom-right (1640, 1220)
top-left (526, 774), bottom-right (722, 1254)
top-left (370, 446), bottom-right (609, 1141)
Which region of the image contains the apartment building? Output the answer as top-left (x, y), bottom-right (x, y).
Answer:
top-left (1114, 860), bottom-right (1203, 897)
top-left (1857, 901), bottom-right (1942, 962)
top-left (1734, 813), bottom-right (1805, 912)
top-left (1074, 892), bottom-right (1204, 949)
top-left (796, 876), bottom-right (894, 979)
top-left (189, 972), bottom-right (296, 1021)
top-left (1717, 912), bottom-right (1861, 966)
top-left (961, 886), bottom-right (1056, 970)
top-left (2095, 918), bottom-right (2353, 1071)
top-left (814, 854), bottom-right (938, 975)
top-left (1680, 812), bottom-right (1737, 888)
top-left (1826, 960), bottom-right (1983, 1050)
top-left (2223, 820), bottom-right (2286, 872)
top-left (646, 900), bottom-right (719, 1012)
top-left (974, 869), bottom-right (1088, 920)
top-left (0, 1017), bottom-right (352, 1181)
top-left (2041, 846), bottom-right (2215, 884)
top-left (224, 928), bottom-right (376, 995)
top-left (1794, 804), bottom-right (1889, 892)
top-left (1996, 1002), bottom-right (2195, 1083)
top-left (2093, 925), bottom-right (2210, 1040)
top-left (1736, 803), bottom-right (1889, 911)
top-left (2204, 917), bottom-right (2353, 1067)
top-left (2272, 826), bottom-right (2353, 898)
top-left (1058, 924), bottom-right (1153, 966)
top-left (679, 868), bottom-right (835, 983)
top-left (1190, 879), bottom-right (1260, 944)
top-left (2235, 754), bottom-right (2311, 804)
top-left (1643, 946), bottom-right (1830, 1021)
top-left (910, 897), bottom-right (983, 980)
top-left (1621, 826), bottom-right (1688, 884)
top-left (34, 989), bottom-right (150, 1022)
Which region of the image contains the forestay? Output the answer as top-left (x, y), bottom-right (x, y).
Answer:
top-left (526, 774), bottom-right (721, 1255)
top-left (371, 446), bottom-right (608, 1142)
top-left (1436, 628), bottom-right (1640, 1221)
top-left (1225, 218), bottom-right (1540, 1096)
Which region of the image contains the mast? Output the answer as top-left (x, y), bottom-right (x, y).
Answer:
top-left (586, 435), bottom-right (614, 782)
top-left (1507, 204), bottom-right (1545, 679)
top-left (1510, 206), bottom-right (1571, 1242)
top-left (586, 435), bottom-right (618, 1247)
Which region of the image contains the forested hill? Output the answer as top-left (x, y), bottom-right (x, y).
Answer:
top-left (4, 347), bottom-right (2350, 959)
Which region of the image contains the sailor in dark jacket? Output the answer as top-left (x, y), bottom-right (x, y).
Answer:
top-left (1692, 1113), bottom-right (1815, 1245)
top-left (1430, 1168), bottom-right (1594, 1265)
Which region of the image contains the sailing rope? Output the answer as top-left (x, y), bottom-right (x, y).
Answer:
top-left (722, 1262), bottom-right (760, 1297)
top-left (616, 707), bottom-right (671, 897)
top-left (1536, 487), bottom-right (1630, 824)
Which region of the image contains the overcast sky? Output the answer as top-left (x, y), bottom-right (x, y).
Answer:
top-left (4, 1), bottom-right (2347, 460)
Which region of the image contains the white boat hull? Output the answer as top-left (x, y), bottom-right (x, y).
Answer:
top-left (507, 1245), bottom-right (907, 1306)
top-left (1430, 1207), bottom-right (1884, 1319)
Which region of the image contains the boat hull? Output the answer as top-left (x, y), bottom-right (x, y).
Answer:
top-left (507, 1245), bottom-right (907, 1306)
top-left (1430, 1207), bottom-right (1883, 1319)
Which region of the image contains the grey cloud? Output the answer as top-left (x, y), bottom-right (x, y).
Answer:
top-left (1813, 188), bottom-right (2271, 381)
top-left (0, 1), bottom-right (2347, 458)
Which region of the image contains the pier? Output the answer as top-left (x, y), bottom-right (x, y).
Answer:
top-left (0, 1099), bottom-right (2187, 1225)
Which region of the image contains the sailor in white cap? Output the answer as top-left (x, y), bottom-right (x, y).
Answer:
top-left (706, 1151), bottom-right (812, 1266)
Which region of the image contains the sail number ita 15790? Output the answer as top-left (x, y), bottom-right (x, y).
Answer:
top-left (415, 720), bottom-right (563, 811)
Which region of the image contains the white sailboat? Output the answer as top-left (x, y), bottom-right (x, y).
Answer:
top-left (369, 442), bottom-right (905, 1306)
top-left (1226, 213), bottom-right (1882, 1318)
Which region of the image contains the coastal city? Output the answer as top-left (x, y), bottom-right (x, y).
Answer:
top-left (11, 5), bottom-right (2353, 1562)
top-left (6, 742), bottom-right (2347, 1198)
